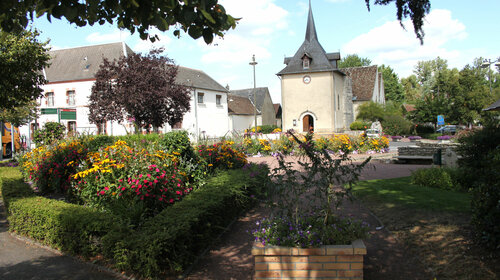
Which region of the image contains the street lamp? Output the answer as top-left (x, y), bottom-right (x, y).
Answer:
top-left (481, 58), bottom-right (500, 94)
top-left (249, 54), bottom-right (258, 129)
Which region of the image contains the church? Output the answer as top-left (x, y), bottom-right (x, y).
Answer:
top-left (278, 2), bottom-right (385, 133)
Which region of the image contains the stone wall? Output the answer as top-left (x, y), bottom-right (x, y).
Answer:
top-left (398, 142), bottom-right (459, 157)
top-left (252, 240), bottom-right (366, 279)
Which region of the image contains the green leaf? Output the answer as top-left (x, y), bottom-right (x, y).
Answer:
top-left (200, 9), bottom-right (215, 24)
top-left (187, 26), bottom-right (202, 39)
top-left (202, 28), bottom-right (213, 44)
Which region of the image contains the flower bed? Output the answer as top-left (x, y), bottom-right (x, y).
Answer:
top-left (391, 135), bottom-right (402, 142)
top-left (408, 136), bottom-right (422, 141)
top-left (1, 163), bottom-right (270, 278)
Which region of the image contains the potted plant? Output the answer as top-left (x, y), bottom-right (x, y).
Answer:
top-left (408, 135), bottom-right (422, 142)
top-left (251, 132), bottom-right (370, 279)
top-left (391, 135), bottom-right (402, 142)
top-left (437, 135), bottom-right (453, 143)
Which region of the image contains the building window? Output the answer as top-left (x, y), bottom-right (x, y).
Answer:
top-left (303, 57), bottom-right (310, 69)
top-left (68, 121), bottom-right (76, 135)
top-left (97, 122), bottom-right (107, 135)
top-left (338, 95), bottom-right (340, 110)
top-left (216, 95), bottom-right (222, 105)
top-left (67, 90), bottom-right (75, 106)
top-left (46, 92), bottom-right (54, 107)
top-left (198, 92), bottom-right (204, 103)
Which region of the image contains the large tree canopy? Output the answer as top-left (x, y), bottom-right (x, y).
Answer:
top-left (89, 50), bottom-right (191, 131)
top-left (378, 64), bottom-right (404, 102)
top-left (338, 54), bottom-right (372, 69)
top-left (0, 0), bottom-right (238, 44)
top-left (0, 29), bottom-right (50, 111)
top-left (365, 0), bottom-right (431, 44)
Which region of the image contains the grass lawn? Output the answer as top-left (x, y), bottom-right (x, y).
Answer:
top-left (352, 177), bottom-right (498, 280)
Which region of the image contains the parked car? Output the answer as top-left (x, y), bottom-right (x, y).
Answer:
top-left (436, 125), bottom-right (457, 134)
top-left (365, 129), bottom-right (381, 138)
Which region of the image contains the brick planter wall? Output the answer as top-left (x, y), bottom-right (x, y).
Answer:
top-left (252, 240), bottom-right (367, 279)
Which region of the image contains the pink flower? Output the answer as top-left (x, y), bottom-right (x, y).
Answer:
top-left (100, 190), bottom-right (105, 195)
top-left (121, 187), bottom-right (126, 191)
top-left (147, 174), bottom-right (151, 178)
top-left (155, 168), bottom-right (160, 172)
top-left (154, 179), bottom-right (158, 184)
top-left (139, 174), bottom-right (143, 178)
top-left (104, 186), bottom-right (109, 191)
top-left (176, 191), bottom-right (181, 195)
top-left (177, 183), bottom-right (181, 187)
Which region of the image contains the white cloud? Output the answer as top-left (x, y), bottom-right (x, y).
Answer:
top-left (341, 9), bottom-right (468, 77)
top-left (132, 29), bottom-right (173, 53)
top-left (198, 0), bottom-right (289, 66)
top-left (86, 30), bottom-right (130, 43)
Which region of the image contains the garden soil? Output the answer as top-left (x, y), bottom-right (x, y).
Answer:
top-left (186, 158), bottom-right (433, 280)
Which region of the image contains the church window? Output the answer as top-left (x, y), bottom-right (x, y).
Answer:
top-left (303, 57), bottom-right (310, 69)
top-left (198, 92), bottom-right (204, 103)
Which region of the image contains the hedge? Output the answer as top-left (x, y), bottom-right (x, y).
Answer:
top-left (0, 164), bottom-right (270, 279)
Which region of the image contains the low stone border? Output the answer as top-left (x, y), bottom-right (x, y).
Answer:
top-left (252, 239), bottom-right (367, 279)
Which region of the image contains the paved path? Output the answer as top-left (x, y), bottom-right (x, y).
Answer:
top-left (187, 156), bottom-right (432, 279)
top-left (0, 196), bottom-right (119, 280)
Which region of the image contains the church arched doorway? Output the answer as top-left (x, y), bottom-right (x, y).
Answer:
top-left (302, 115), bottom-right (314, 133)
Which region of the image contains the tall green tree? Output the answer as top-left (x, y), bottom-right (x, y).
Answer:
top-left (401, 74), bottom-right (422, 102)
top-left (0, 29), bottom-right (50, 111)
top-left (378, 64), bottom-right (404, 102)
top-left (338, 54), bottom-right (371, 69)
top-left (0, 100), bottom-right (38, 127)
top-left (0, 0), bottom-right (237, 44)
top-left (89, 49), bottom-right (191, 131)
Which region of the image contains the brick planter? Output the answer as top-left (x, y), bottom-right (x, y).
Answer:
top-left (252, 239), bottom-right (367, 279)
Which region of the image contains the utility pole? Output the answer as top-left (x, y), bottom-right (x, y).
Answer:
top-left (249, 54), bottom-right (258, 128)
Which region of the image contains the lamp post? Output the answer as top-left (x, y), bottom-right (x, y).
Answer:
top-left (481, 58), bottom-right (500, 95)
top-left (249, 54), bottom-right (258, 129)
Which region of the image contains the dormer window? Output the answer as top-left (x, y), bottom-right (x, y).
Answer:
top-left (303, 57), bottom-right (310, 69)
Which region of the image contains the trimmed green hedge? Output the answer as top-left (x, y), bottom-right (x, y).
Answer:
top-left (0, 164), bottom-right (269, 279)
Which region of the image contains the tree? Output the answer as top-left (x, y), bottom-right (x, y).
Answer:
top-left (0, 100), bottom-right (38, 127)
top-left (356, 101), bottom-right (385, 121)
top-left (378, 64), bottom-right (404, 102)
top-left (365, 0), bottom-right (431, 44)
top-left (448, 65), bottom-right (495, 125)
top-left (338, 54), bottom-right (371, 69)
top-left (0, 0), bottom-right (237, 44)
top-left (0, 29), bottom-right (50, 111)
top-left (401, 74), bottom-right (422, 102)
top-left (89, 49), bottom-right (191, 132)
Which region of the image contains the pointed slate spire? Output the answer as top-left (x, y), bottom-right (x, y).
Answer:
top-left (305, 0), bottom-right (318, 42)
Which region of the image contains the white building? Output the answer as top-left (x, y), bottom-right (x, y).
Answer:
top-left (20, 42), bottom-right (230, 140)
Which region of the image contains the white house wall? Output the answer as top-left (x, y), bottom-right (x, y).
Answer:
top-left (171, 89), bottom-right (229, 139)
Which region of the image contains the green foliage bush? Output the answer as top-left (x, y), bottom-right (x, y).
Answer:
top-left (416, 124), bottom-right (435, 134)
top-left (108, 164), bottom-right (270, 277)
top-left (411, 167), bottom-right (462, 191)
top-left (2, 164), bottom-right (270, 278)
top-left (259, 125), bottom-right (279, 134)
top-left (33, 122), bottom-right (66, 145)
top-left (356, 101), bottom-right (385, 122)
top-left (382, 115), bottom-right (413, 136)
top-left (457, 124), bottom-right (500, 249)
top-left (349, 120), bottom-right (371, 131)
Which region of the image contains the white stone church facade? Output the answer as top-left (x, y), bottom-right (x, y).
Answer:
top-left (278, 3), bottom-right (384, 133)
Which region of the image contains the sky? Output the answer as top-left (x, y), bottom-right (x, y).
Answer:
top-left (31, 0), bottom-right (500, 104)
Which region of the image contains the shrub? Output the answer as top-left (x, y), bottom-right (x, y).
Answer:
top-left (381, 115), bottom-right (413, 136)
top-left (457, 124), bottom-right (500, 249)
top-left (33, 122), bottom-right (66, 146)
top-left (18, 139), bottom-right (88, 194)
top-left (411, 167), bottom-right (456, 190)
top-left (103, 164), bottom-right (270, 277)
top-left (415, 124), bottom-right (435, 134)
top-left (259, 125), bottom-right (279, 134)
top-left (350, 120), bottom-right (371, 131)
top-left (356, 101), bottom-right (385, 122)
top-left (197, 141), bottom-right (248, 170)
